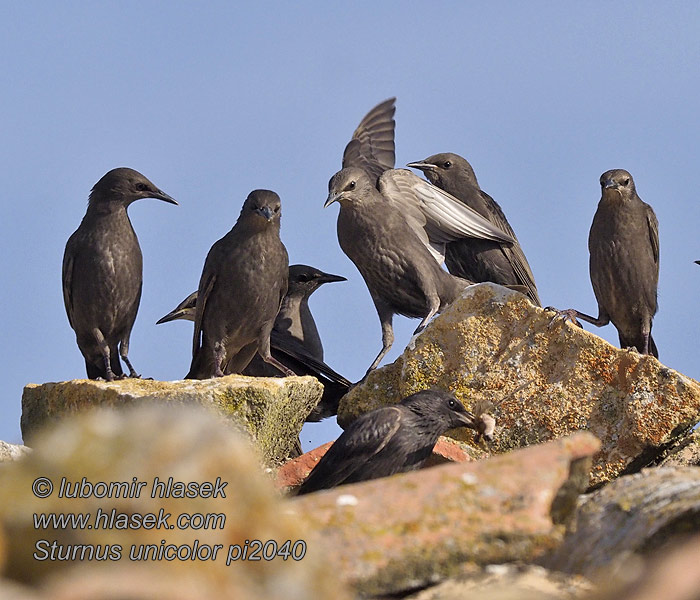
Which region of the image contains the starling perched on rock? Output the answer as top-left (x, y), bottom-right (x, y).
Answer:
top-left (296, 389), bottom-right (483, 495)
top-left (569, 169), bottom-right (659, 357)
top-left (186, 190), bottom-right (293, 379)
top-left (159, 265), bottom-right (351, 419)
top-left (326, 167), bottom-right (476, 376)
top-left (62, 167), bottom-right (177, 380)
top-left (407, 152), bottom-right (541, 305)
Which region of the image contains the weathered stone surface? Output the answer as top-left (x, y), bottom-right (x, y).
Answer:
top-left (276, 436), bottom-right (474, 491)
top-left (604, 533), bottom-right (700, 600)
top-left (544, 467), bottom-right (700, 577)
top-left (288, 432), bottom-right (600, 596)
top-left (22, 375), bottom-right (322, 465)
top-left (0, 405), bottom-right (349, 599)
top-left (655, 431), bottom-right (700, 468)
top-left (339, 283), bottom-right (700, 486)
top-left (0, 442), bottom-right (30, 463)
top-left (406, 564), bottom-right (594, 600)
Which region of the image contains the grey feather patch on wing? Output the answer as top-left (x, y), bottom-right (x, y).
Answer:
top-left (378, 169), bottom-right (516, 264)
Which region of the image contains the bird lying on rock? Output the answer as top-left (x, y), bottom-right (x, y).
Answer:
top-left (296, 389), bottom-right (494, 495)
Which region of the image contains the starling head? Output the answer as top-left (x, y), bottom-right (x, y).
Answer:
top-left (407, 152), bottom-right (479, 188)
top-left (287, 264), bottom-right (346, 299)
top-left (325, 167), bottom-right (374, 208)
top-left (241, 189), bottom-right (282, 225)
top-left (402, 389), bottom-right (477, 431)
top-left (89, 167), bottom-right (177, 206)
top-left (600, 169), bottom-right (636, 198)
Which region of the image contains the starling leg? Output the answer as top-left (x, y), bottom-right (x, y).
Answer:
top-left (366, 305), bottom-right (394, 376)
top-left (413, 296), bottom-right (440, 335)
top-left (259, 336), bottom-right (296, 377)
top-left (213, 342), bottom-right (227, 377)
top-left (92, 328), bottom-right (115, 382)
top-left (119, 339), bottom-right (141, 378)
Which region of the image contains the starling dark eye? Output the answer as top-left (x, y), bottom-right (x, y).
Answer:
top-left (349, 181), bottom-right (356, 189)
top-left (448, 399), bottom-right (455, 408)
top-left (443, 161), bottom-right (452, 169)
top-left (136, 183), bottom-right (148, 191)
top-left (623, 178), bottom-right (630, 186)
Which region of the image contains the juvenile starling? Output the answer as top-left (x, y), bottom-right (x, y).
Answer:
top-left (296, 389), bottom-right (483, 495)
top-left (62, 167), bottom-right (177, 380)
top-left (569, 169), bottom-right (659, 356)
top-left (325, 167), bottom-right (476, 376)
top-left (407, 153), bottom-right (541, 305)
top-left (186, 190), bottom-right (292, 379)
top-left (158, 265), bottom-right (351, 419)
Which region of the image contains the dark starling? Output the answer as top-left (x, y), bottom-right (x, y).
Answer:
top-left (296, 389), bottom-right (484, 495)
top-left (326, 167), bottom-right (477, 376)
top-left (62, 168), bottom-right (177, 380)
top-left (568, 169), bottom-right (659, 357)
top-left (407, 153), bottom-right (541, 306)
top-left (158, 265), bottom-right (351, 419)
top-left (186, 190), bottom-right (293, 379)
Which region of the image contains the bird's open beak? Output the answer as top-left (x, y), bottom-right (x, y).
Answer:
top-left (324, 192), bottom-right (341, 208)
top-left (318, 272), bottom-right (347, 284)
top-left (406, 161), bottom-right (437, 172)
top-left (455, 410), bottom-right (477, 429)
top-left (152, 190), bottom-right (178, 205)
top-left (256, 206), bottom-right (274, 221)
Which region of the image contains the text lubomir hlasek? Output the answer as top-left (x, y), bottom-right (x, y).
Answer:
top-left (56, 477), bottom-right (227, 499)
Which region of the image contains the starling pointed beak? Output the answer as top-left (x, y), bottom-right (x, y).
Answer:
top-left (603, 179), bottom-right (618, 190)
top-left (256, 206), bottom-right (274, 221)
top-left (318, 272), bottom-right (347, 284)
top-left (406, 161), bottom-right (438, 172)
top-left (324, 192), bottom-right (341, 208)
top-left (152, 189), bottom-right (178, 205)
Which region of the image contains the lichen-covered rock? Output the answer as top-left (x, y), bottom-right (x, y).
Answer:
top-left (22, 375), bottom-right (322, 465)
top-left (405, 564), bottom-right (594, 600)
top-left (339, 283), bottom-right (700, 486)
top-left (289, 432), bottom-right (600, 597)
top-left (0, 442), bottom-right (30, 463)
top-left (543, 467), bottom-right (700, 577)
top-left (0, 405), bottom-right (349, 599)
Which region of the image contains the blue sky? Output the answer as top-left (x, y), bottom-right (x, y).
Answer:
top-left (2, 3), bottom-right (700, 448)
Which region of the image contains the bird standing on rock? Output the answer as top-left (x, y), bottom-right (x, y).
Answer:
top-left (159, 265), bottom-right (351, 420)
top-left (326, 167), bottom-right (476, 376)
top-left (408, 152), bottom-right (541, 306)
top-left (296, 389), bottom-right (489, 495)
top-left (186, 189), bottom-right (294, 379)
top-left (62, 167), bottom-right (177, 380)
top-left (566, 169), bottom-right (659, 357)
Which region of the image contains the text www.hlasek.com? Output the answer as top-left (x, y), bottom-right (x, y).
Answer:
top-left (31, 476), bottom-right (307, 564)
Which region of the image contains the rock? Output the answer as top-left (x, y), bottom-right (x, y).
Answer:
top-left (654, 431), bottom-right (700, 468)
top-left (21, 375), bottom-right (322, 466)
top-left (338, 283), bottom-right (700, 486)
top-left (275, 436), bottom-right (474, 492)
top-left (0, 405), bottom-right (349, 599)
top-left (405, 564), bottom-right (594, 600)
top-left (599, 532), bottom-right (700, 600)
top-left (0, 442), bottom-right (30, 463)
top-left (543, 466), bottom-right (700, 578)
top-left (288, 432), bottom-right (600, 597)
